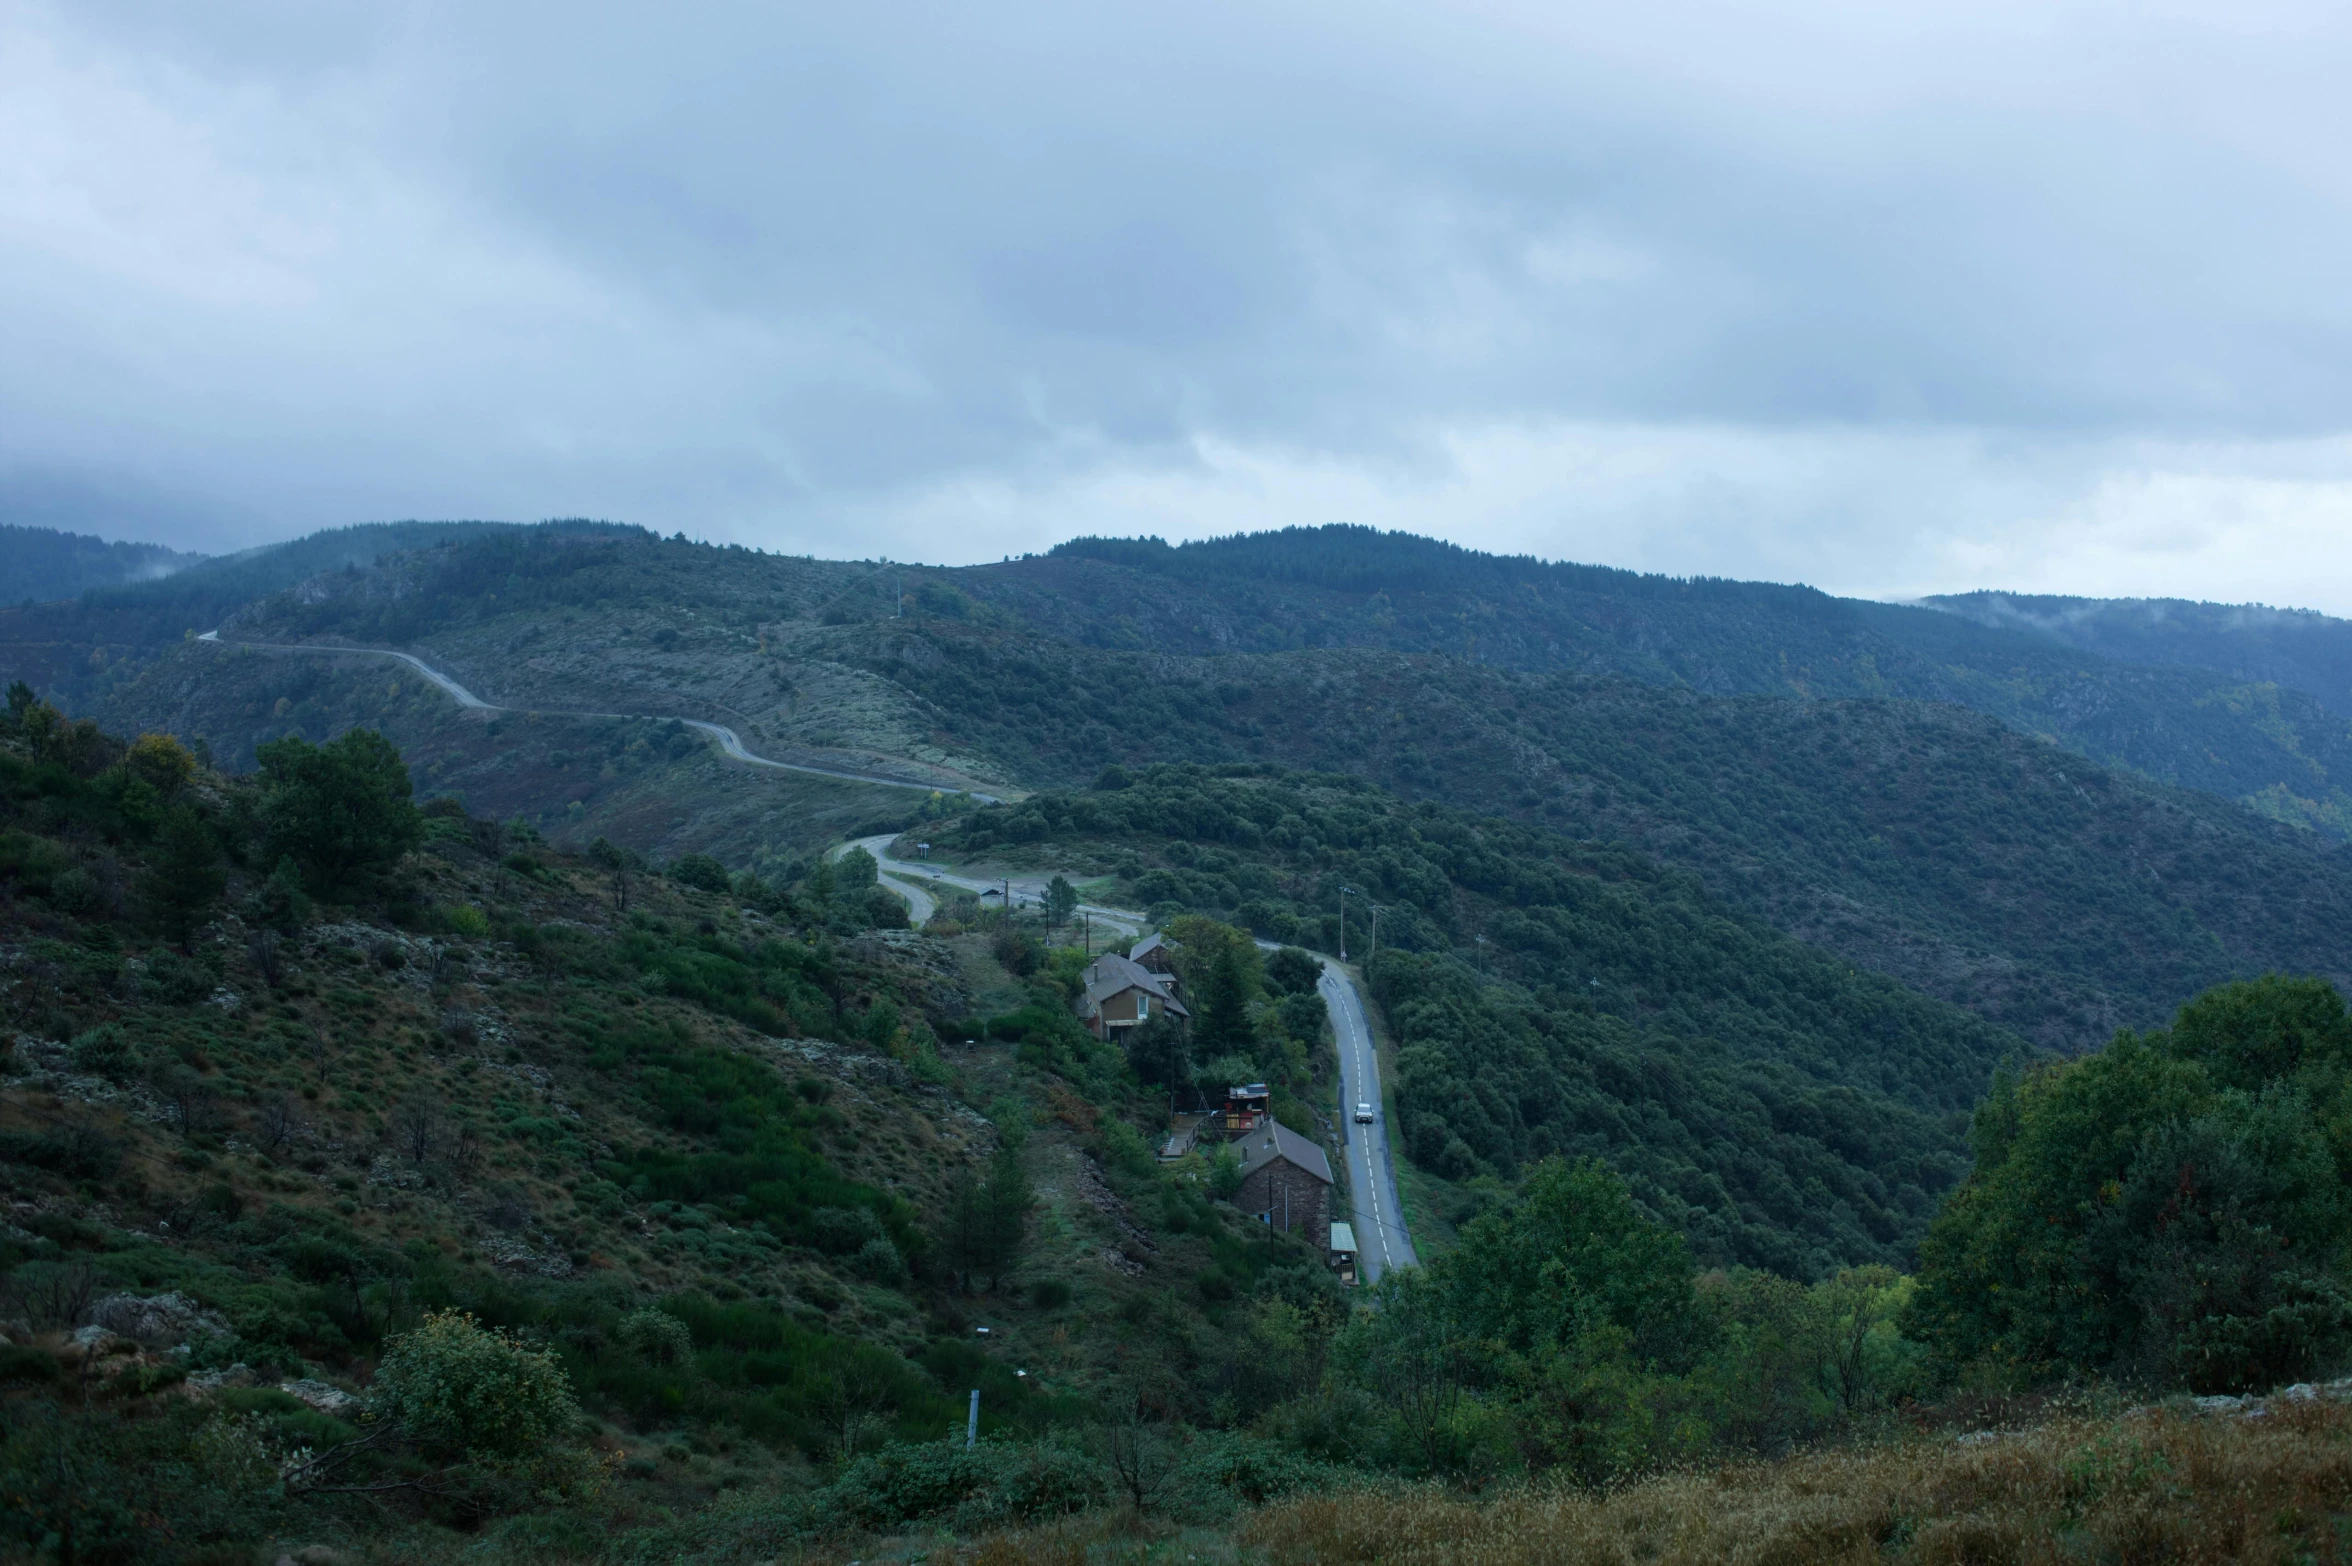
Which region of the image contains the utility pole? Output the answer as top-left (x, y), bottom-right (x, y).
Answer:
top-left (1368, 904), bottom-right (1383, 963)
top-left (966, 1389), bottom-right (979, 1448)
top-left (1338, 886), bottom-right (1353, 962)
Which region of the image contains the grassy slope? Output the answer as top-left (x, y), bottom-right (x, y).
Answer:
top-left (939, 1394), bottom-right (2352, 1566)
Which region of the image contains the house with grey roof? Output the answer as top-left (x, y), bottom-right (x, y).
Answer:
top-left (1127, 933), bottom-right (1182, 998)
top-left (1076, 951), bottom-right (1190, 1041)
top-left (1233, 1121), bottom-right (1334, 1251)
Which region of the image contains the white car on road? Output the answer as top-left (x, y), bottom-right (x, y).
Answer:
top-left (1354, 1103), bottom-right (1375, 1124)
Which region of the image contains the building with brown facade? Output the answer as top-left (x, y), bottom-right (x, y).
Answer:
top-left (1232, 1121), bottom-right (1334, 1251)
top-left (1075, 951), bottom-right (1189, 1041)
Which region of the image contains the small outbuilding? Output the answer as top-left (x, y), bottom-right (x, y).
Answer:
top-left (1329, 1221), bottom-right (1359, 1286)
top-left (1214, 1083), bottom-right (1270, 1137)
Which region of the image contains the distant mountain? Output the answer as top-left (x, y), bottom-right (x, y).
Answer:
top-left (1, 522), bottom-right (202, 603)
top-left (0, 518), bottom-right (637, 714)
top-left (46, 521), bottom-right (2351, 1060)
top-left (1925, 591), bottom-right (2352, 716)
top-left (834, 626), bottom-right (2352, 1051)
top-left (956, 529), bottom-right (2352, 838)
top-left (32, 522), bottom-right (2352, 843)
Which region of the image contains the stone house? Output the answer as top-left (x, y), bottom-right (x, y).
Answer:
top-left (1233, 1121), bottom-right (1334, 1251)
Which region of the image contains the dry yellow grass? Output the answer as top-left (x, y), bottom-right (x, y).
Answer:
top-left (1237, 1402), bottom-right (2352, 1566)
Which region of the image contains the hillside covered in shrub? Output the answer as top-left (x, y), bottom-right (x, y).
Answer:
top-left (0, 695), bottom-right (1359, 1560)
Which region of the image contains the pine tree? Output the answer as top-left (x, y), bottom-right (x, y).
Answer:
top-left (1196, 939), bottom-right (1254, 1059)
top-left (140, 805), bottom-right (225, 951)
top-left (979, 1142), bottom-right (1034, 1291)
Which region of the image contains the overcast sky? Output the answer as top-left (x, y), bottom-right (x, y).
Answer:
top-left (9, 2), bottom-right (2352, 609)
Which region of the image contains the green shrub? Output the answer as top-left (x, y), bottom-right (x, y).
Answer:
top-left (808, 1205), bottom-right (884, 1255)
top-left (850, 1236), bottom-right (908, 1285)
top-left (669, 853), bottom-right (731, 894)
top-left (616, 1307), bottom-right (695, 1367)
top-left (255, 728), bottom-right (422, 893)
top-left (0, 1401), bottom-right (281, 1564)
top-left (368, 1309), bottom-right (579, 1465)
top-left (0, 1344), bottom-right (60, 1383)
top-left (46, 865), bottom-right (99, 914)
top-left (1264, 945), bottom-right (1322, 995)
top-left (824, 1437), bottom-right (1106, 1533)
top-left (139, 950), bottom-right (216, 1004)
top-left (69, 1024), bottom-right (136, 1080)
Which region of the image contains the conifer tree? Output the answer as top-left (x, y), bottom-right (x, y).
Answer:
top-left (140, 805), bottom-right (225, 951)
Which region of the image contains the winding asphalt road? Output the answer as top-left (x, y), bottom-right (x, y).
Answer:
top-left (195, 633), bottom-right (1003, 801)
top-left (194, 632), bottom-right (1419, 1274)
top-left (838, 835), bottom-right (1147, 942)
top-left (837, 833), bottom-right (1419, 1279)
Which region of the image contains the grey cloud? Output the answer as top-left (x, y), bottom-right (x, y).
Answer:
top-left (11, 1), bottom-right (2352, 563)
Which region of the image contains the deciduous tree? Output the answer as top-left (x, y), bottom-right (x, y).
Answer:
top-left (256, 728), bottom-right (421, 894)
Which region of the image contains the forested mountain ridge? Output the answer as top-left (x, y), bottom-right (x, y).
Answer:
top-left (957, 529), bottom-right (2352, 837)
top-left (21, 522), bottom-right (2352, 1057)
top-left (21, 520), bottom-right (2352, 840)
top-left (2, 522), bottom-right (203, 605)
top-left (839, 624), bottom-right (2352, 1049)
top-left (0, 520), bottom-right (638, 718)
top-left (1927, 589), bottom-right (2352, 718)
